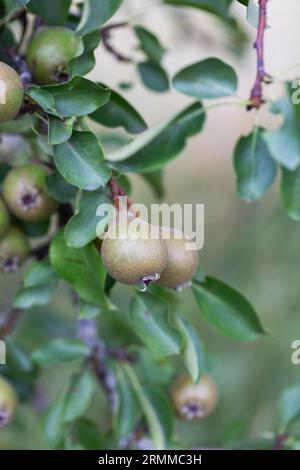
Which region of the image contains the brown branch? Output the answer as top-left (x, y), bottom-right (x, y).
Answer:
top-left (247, 0), bottom-right (271, 110)
top-left (0, 308), bottom-right (23, 339)
top-left (108, 176), bottom-right (134, 212)
top-left (101, 22), bottom-right (132, 62)
top-left (75, 292), bottom-right (137, 412)
top-left (272, 433), bottom-right (289, 450)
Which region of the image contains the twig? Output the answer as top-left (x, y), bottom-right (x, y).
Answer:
top-left (108, 177), bottom-right (137, 215)
top-left (75, 290), bottom-right (137, 411)
top-left (248, 0), bottom-right (271, 110)
top-left (272, 433), bottom-right (289, 450)
top-left (119, 422), bottom-right (152, 450)
top-left (0, 308), bottom-right (23, 339)
top-left (76, 316), bottom-right (118, 409)
top-left (101, 22), bottom-right (132, 62)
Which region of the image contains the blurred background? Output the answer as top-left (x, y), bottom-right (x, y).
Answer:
top-left (2, 0), bottom-right (300, 450)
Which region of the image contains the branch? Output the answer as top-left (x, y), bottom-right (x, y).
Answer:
top-left (108, 176), bottom-right (134, 211)
top-left (248, 0), bottom-right (271, 110)
top-left (0, 308), bottom-right (23, 339)
top-left (101, 22), bottom-right (132, 62)
top-left (272, 433), bottom-right (289, 450)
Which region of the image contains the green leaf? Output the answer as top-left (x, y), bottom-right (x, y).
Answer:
top-left (233, 128), bottom-right (277, 202)
top-left (13, 284), bottom-right (56, 309)
top-left (32, 339), bottom-right (90, 365)
top-left (115, 365), bottom-right (140, 439)
top-left (263, 93), bottom-right (300, 170)
top-left (73, 418), bottom-right (102, 450)
top-left (76, 0), bottom-right (124, 35)
top-left (6, 340), bottom-right (34, 374)
top-left (124, 364), bottom-right (173, 450)
top-left (108, 102), bottom-right (205, 173)
top-left (43, 77), bottom-right (110, 118)
top-left (15, 0), bottom-right (30, 6)
top-left (173, 58), bottom-right (237, 99)
top-left (63, 370), bottom-right (96, 423)
top-left (141, 170), bottom-right (165, 198)
top-left (26, 87), bottom-right (60, 117)
top-left (43, 394), bottom-right (67, 449)
top-left (50, 229), bottom-right (107, 306)
top-left (192, 277), bottom-right (266, 341)
top-left (13, 261), bottom-right (58, 309)
top-left (65, 191), bottom-right (112, 247)
top-left (279, 382), bottom-right (300, 427)
top-left (23, 261), bottom-right (57, 287)
top-left (79, 301), bottom-right (102, 319)
top-left (16, 218), bottom-right (50, 238)
top-left (246, 0), bottom-right (259, 29)
top-left (134, 25), bottom-right (166, 64)
top-left (48, 115), bottom-right (73, 145)
top-left (29, 0), bottom-right (71, 25)
top-left (138, 61), bottom-right (169, 93)
top-left (163, 0), bottom-right (232, 20)
top-left (90, 87), bottom-right (147, 134)
top-left (53, 130), bottom-right (111, 190)
top-left (46, 171), bottom-right (77, 203)
top-left (281, 166), bottom-right (300, 221)
top-left (69, 32), bottom-right (101, 77)
top-left (135, 348), bottom-right (174, 387)
top-left (129, 293), bottom-right (182, 356)
top-left (174, 316), bottom-right (205, 383)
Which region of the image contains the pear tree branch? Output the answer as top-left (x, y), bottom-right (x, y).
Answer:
top-left (248, 0), bottom-right (271, 110)
top-left (101, 22), bottom-right (132, 62)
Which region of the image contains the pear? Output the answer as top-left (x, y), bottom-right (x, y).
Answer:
top-left (0, 227), bottom-right (29, 273)
top-left (158, 228), bottom-right (199, 290)
top-left (0, 376), bottom-right (17, 428)
top-left (170, 374), bottom-right (218, 421)
top-left (27, 27), bottom-right (80, 84)
top-left (0, 62), bottom-right (23, 123)
top-left (3, 164), bottom-right (58, 222)
top-left (101, 215), bottom-right (167, 288)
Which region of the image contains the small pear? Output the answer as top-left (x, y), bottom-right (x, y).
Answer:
top-left (3, 164), bottom-right (58, 222)
top-left (0, 376), bottom-right (17, 428)
top-left (27, 27), bottom-right (80, 84)
top-left (101, 215), bottom-right (167, 288)
top-left (158, 228), bottom-right (199, 290)
top-left (0, 62), bottom-right (23, 123)
top-left (0, 227), bottom-right (29, 273)
top-left (170, 374), bottom-right (218, 421)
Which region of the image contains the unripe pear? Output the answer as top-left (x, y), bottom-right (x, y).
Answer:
top-left (101, 215), bottom-right (167, 288)
top-left (0, 227), bottom-right (29, 273)
top-left (158, 228), bottom-right (199, 290)
top-left (0, 376), bottom-right (17, 428)
top-left (3, 164), bottom-right (58, 222)
top-left (0, 133), bottom-right (32, 165)
top-left (0, 62), bottom-right (23, 123)
top-left (0, 198), bottom-right (9, 238)
top-left (170, 374), bottom-right (218, 421)
top-left (26, 27), bottom-right (80, 84)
